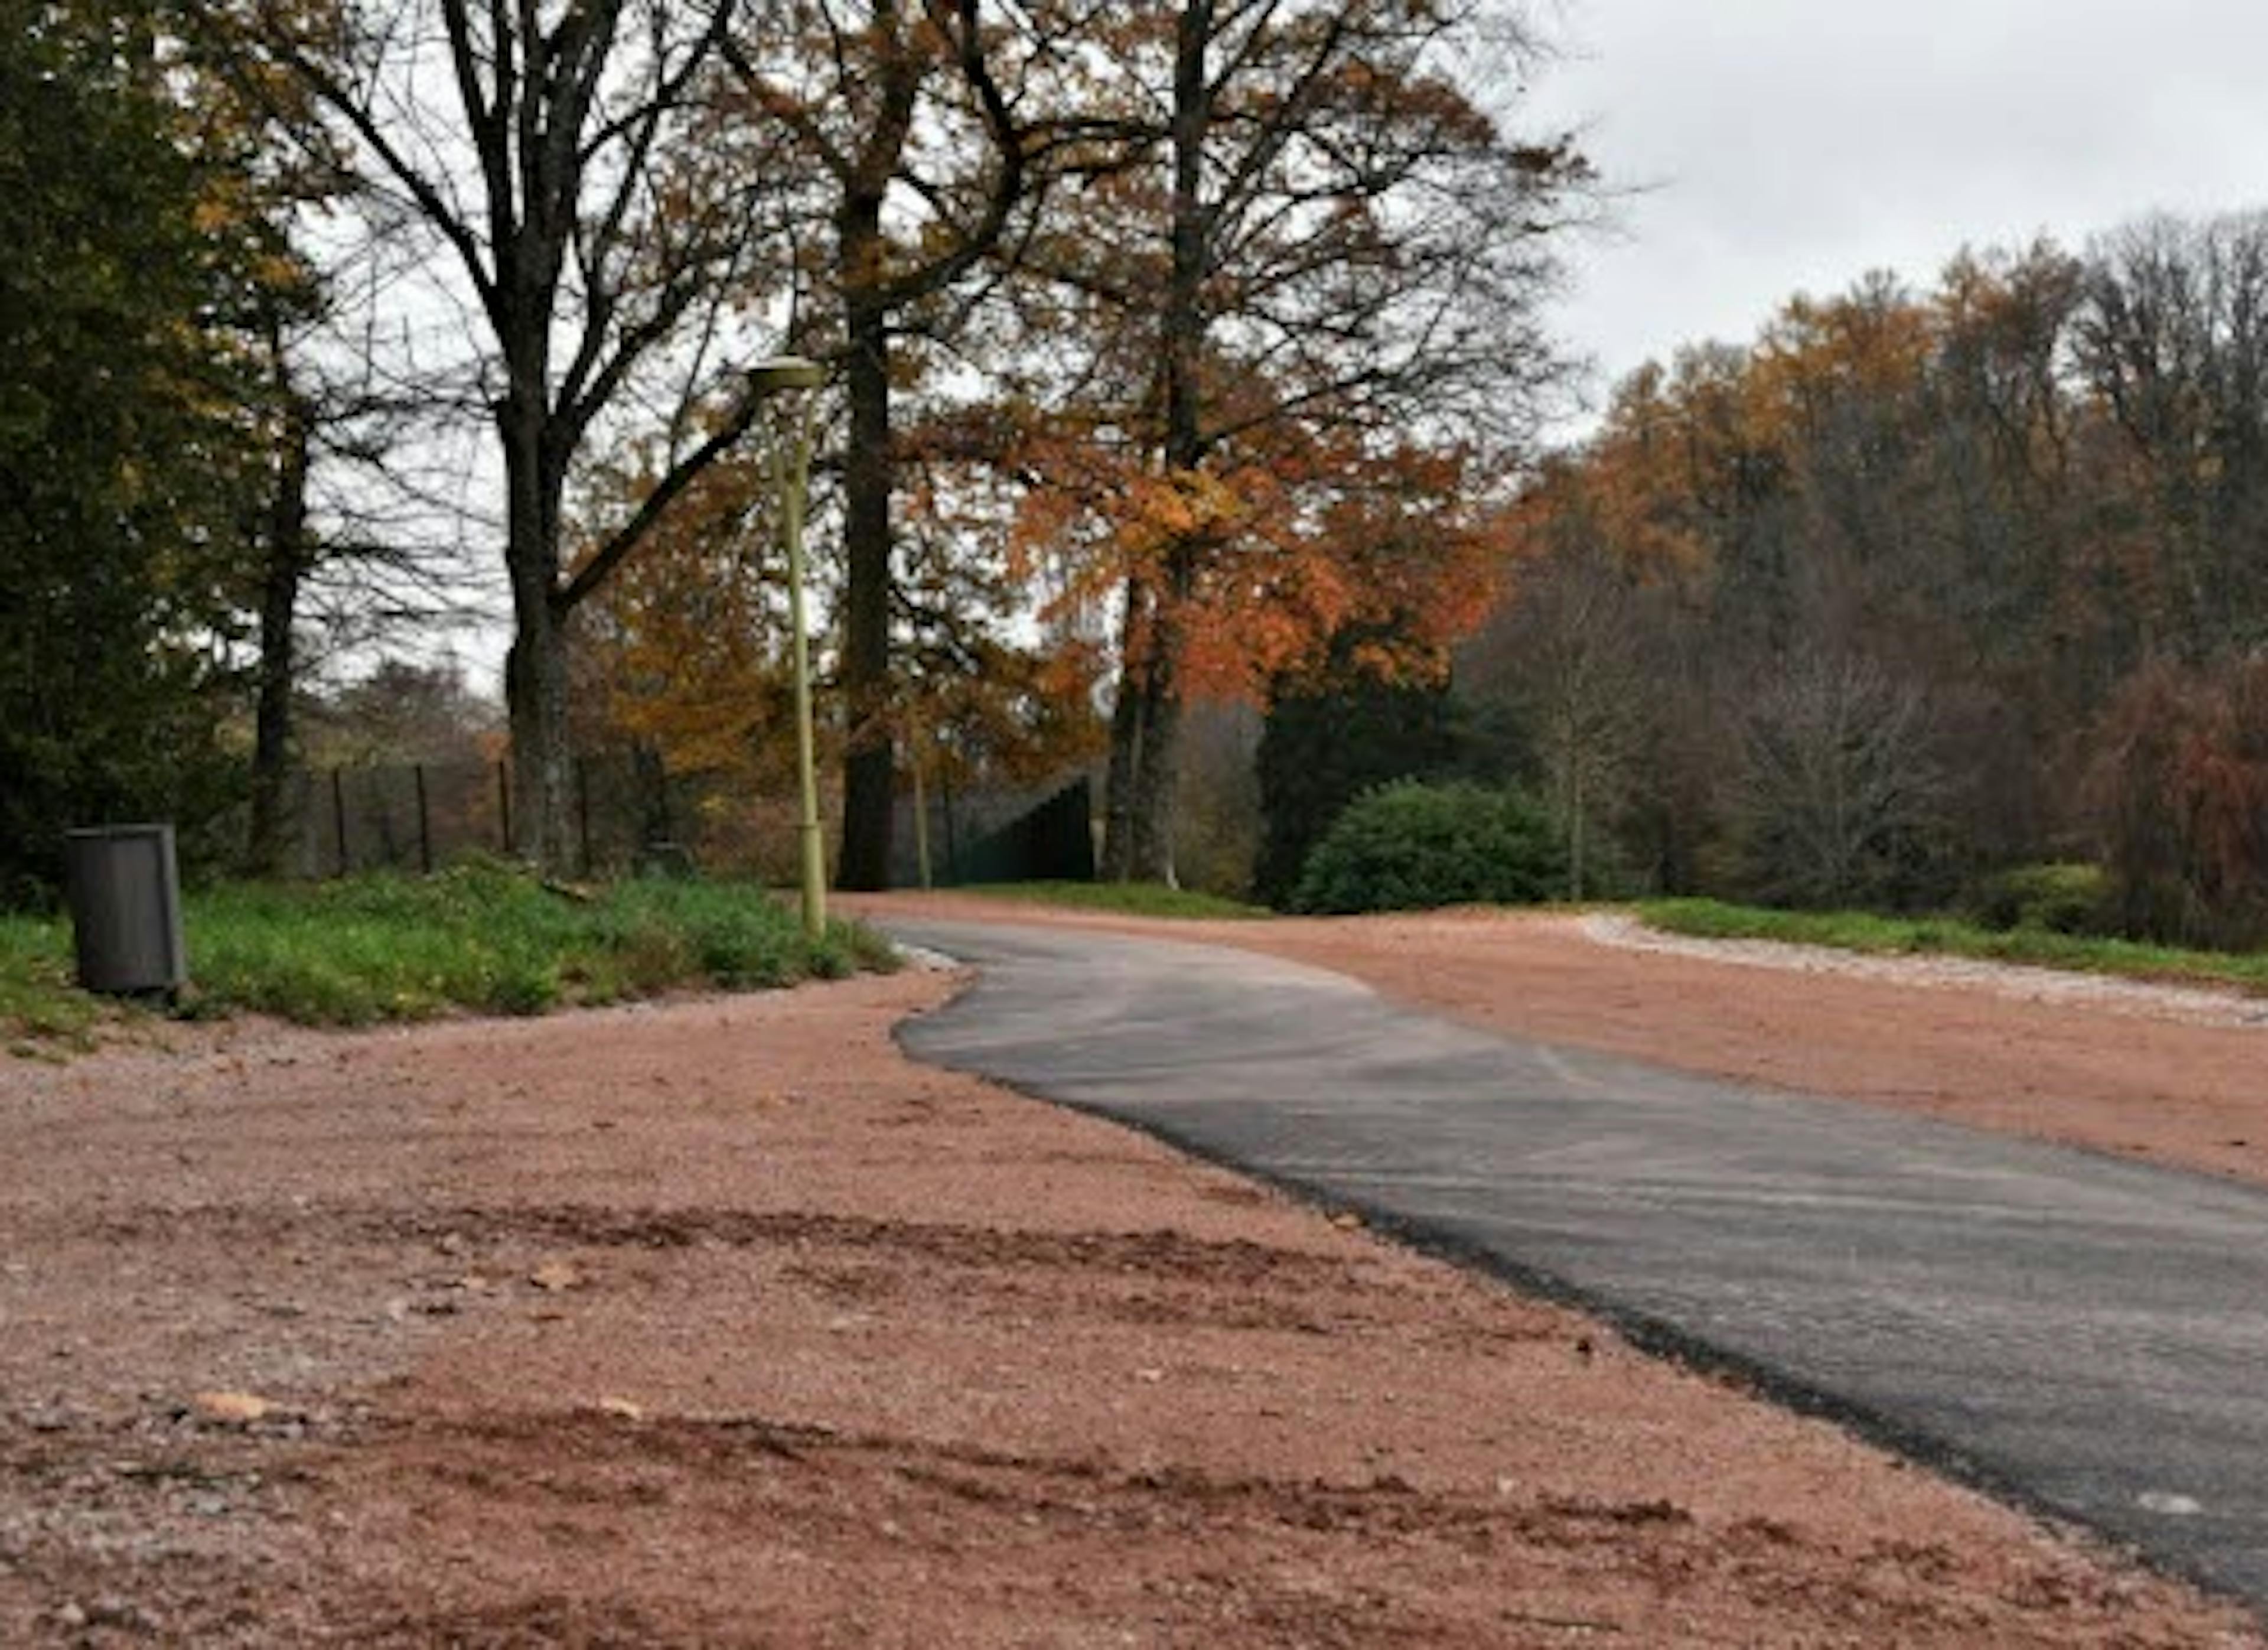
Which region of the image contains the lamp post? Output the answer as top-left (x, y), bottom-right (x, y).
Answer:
top-left (753, 356), bottom-right (829, 940)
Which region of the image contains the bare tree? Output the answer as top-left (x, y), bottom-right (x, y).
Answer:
top-left (242, 279), bottom-right (478, 874)
top-left (1462, 536), bottom-right (1645, 900)
top-left (2074, 212), bottom-right (2268, 661)
top-left (203, 0), bottom-right (788, 870)
top-left (1732, 650), bottom-right (1948, 909)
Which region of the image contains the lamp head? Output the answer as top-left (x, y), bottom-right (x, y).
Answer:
top-left (748, 356), bottom-right (826, 393)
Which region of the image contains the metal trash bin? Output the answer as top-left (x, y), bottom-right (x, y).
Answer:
top-left (64, 824), bottom-right (188, 995)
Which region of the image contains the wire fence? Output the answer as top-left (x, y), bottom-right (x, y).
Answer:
top-left (269, 757), bottom-right (1097, 887)
top-left (269, 755), bottom-right (789, 882)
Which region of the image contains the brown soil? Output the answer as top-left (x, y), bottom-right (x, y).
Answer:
top-left (855, 894), bottom-right (2268, 1189)
top-left (2, 955), bottom-right (2259, 1646)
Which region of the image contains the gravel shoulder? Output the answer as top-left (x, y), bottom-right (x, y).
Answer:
top-left (1, 962), bottom-right (2259, 1643)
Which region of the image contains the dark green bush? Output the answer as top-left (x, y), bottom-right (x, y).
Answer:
top-left (1964, 863), bottom-right (2109, 935)
top-left (1254, 642), bottom-right (1469, 909)
top-left (1291, 781), bottom-right (1563, 915)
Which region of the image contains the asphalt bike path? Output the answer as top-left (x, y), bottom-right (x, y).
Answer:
top-left (885, 917), bottom-right (2268, 1612)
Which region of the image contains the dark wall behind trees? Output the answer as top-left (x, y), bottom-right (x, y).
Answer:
top-left (1469, 214), bottom-right (2268, 932)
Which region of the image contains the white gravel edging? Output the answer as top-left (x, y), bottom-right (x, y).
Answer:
top-left (891, 941), bottom-right (962, 972)
top-left (1579, 913), bottom-right (2268, 1030)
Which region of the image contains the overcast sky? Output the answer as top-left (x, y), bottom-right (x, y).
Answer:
top-left (1521, 0), bottom-right (2268, 419)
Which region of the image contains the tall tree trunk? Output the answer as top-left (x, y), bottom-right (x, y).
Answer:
top-left (836, 230), bottom-right (897, 891)
top-left (501, 384), bottom-right (575, 871)
top-left (1127, 588), bottom-right (1185, 886)
top-left (504, 597), bottom-right (573, 871)
top-left (633, 738), bottom-right (673, 847)
top-left (247, 399), bottom-right (312, 877)
top-left (1120, 1), bottom-right (1213, 885)
top-left (1568, 750), bottom-right (1587, 902)
top-left (1100, 575), bottom-right (1152, 880)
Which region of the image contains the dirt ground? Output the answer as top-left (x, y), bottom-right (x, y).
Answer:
top-left (1, 923), bottom-right (2261, 1645)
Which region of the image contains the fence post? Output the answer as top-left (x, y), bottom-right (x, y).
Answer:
top-left (911, 742), bottom-right (933, 891)
top-left (497, 761), bottom-right (513, 857)
top-left (331, 767), bottom-right (349, 877)
top-left (576, 756), bottom-right (593, 877)
top-left (415, 764), bottom-right (433, 874)
top-left (940, 763), bottom-right (960, 884)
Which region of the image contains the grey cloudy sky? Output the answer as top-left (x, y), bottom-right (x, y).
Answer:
top-left (1523, 0), bottom-right (2268, 412)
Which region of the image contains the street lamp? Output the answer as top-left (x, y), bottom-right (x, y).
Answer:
top-left (753, 356), bottom-right (829, 941)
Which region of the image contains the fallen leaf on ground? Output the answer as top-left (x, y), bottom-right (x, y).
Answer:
top-left (529, 1261), bottom-right (584, 1292)
top-left (190, 1390), bottom-right (272, 1424)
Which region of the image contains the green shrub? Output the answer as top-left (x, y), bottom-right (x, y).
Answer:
top-left (1964, 863), bottom-right (2109, 935)
top-left (1254, 640), bottom-right (1469, 909)
top-left (1291, 781), bottom-right (1563, 915)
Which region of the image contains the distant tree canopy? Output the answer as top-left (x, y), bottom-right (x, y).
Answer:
top-left (0, 0), bottom-right (261, 900)
top-left (1466, 214), bottom-right (2268, 933)
top-left (297, 659), bottom-right (501, 771)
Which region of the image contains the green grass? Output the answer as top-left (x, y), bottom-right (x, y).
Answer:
top-left (1638, 897), bottom-right (2268, 994)
top-left (949, 880), bottom-right (1271, 920)
top-left (0, 914), bottom-right (108, 1051)
top-left (1, 861), bottom-right (899, 1048)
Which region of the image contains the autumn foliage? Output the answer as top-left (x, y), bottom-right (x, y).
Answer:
top-left (1476, 215), bottom-right (2268, 935)
top-left (1012, 431), bottom-right (1508, 706)
top-left (572, 423), bottom-right (1107, 871)
top-left (2090, 660), bottom-right (2268, 951)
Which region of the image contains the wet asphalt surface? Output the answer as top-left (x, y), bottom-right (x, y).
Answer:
top-left (886, 918), bottom-right (2268, 1612)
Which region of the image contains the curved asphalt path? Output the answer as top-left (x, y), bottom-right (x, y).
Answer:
top-left (886, 917), bottom-right (2268, 1612)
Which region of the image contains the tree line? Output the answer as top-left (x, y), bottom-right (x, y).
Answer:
top-left (1458, 217), bottom-right (2268, 946)
top-left (0, 0), bottom-right (1591, 901)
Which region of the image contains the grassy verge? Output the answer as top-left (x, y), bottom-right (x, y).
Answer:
top-left (1638, 897), bottom-right (2268, 995)
top-left (947, 881), bottom-right (1270, 920)
top-left (0, 915), bottom-right (107, 1051)
top-left (2, 863), bottom-right (899, 1049)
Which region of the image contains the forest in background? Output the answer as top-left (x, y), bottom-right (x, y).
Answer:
top-left (6, 0), bottom-right (2267, 946)
top-left (1448, 217), bottom-right (2268, 949)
